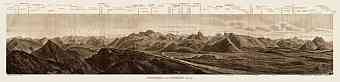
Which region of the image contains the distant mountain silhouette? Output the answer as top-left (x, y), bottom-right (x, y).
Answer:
top-left (7, 30), bottom-right (333, 54)
top-left (108, 30), bottom-right (214, 53)
top-left (6, 30), bottom-right (333, 74)
top-left (202, 33), bottom-right (280, 52)
top-left (106, 30), bottom-right (333, 53)
top-left (107, 30), bottom-right (170, 50)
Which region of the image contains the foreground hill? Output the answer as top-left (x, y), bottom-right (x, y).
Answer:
top-left (8, 40), bottom-right (95, 74)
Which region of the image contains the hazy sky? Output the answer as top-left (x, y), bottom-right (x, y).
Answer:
top-left (7, 14), bottom-right (333, 41)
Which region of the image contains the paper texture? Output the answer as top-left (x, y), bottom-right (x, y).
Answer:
top-left (3, 0), bottom-right (335, 75)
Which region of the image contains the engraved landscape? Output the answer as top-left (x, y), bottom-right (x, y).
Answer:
top-left (6, 14), bottom-right (333, 74)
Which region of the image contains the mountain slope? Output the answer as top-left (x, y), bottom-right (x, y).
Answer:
top-left (313, 37), bottom-right (332, 50)
top-left (7, 50), bottom-right (61, 74)
top-left (300, 40), bottom-right (318, 50)
top-left (86, 48), bottom-right (205, 74)
top-left (202, 35), bottom-right (242, 52)
top-left (31, 40), bottom-right (95, 73)
top-left (7, 38), bottom-right (43, 53)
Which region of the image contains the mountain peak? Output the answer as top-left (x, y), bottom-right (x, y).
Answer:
top-left (32, 40), bottom-right (65, 61)
top-left (145, 29), bottom-right (155, 34)
top-left (312, 36), bottom-right (331, 50)
top-left (7, 38), bottom-right (43, 53)
top-left (300, 40), bottom-right (318, 50)
top-left (223, 33), bottom-right (235, 37)
top-left (43, 40), bottom-right (62, 49)
top-left (313, 37), bottom-right (326, 43)
top-left (187, 31), bottom-right (206, 40)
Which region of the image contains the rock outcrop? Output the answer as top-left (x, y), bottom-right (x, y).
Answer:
top-left (300, 40), bottom-right (318, 50)
top-left (312, 37), bottom-right (332, 50)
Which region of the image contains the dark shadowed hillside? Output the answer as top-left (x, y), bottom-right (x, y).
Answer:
top-left (86, 48), bottom-right (205, 74)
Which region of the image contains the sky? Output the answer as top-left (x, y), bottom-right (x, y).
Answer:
top-left (7, 14), bottom-right (333, 41)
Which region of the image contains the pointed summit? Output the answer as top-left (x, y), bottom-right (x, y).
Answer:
top-left (39, 37), bottom-right (48, 45)
top-left (197, 31), bottom-right (204, 38)
top-left (187, 31), bottom-right (206, 40)
top-left (312, 37), bottom-right (331, 50)
top-left (31, 40), bottom-right (95, 73)
top-left (42, 40), bottom-right (63, 51)
top-left (300, 40), bottom-right (318, 50)
top-left (32, 40), bottom-right (65, 62)
top-left (203, 36), bottom-right (242, 52)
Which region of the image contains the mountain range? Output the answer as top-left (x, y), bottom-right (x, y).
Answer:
top-left (6, 30), bottom-right (333, 74)
top-left (7, 30), bottom-right (333, 56)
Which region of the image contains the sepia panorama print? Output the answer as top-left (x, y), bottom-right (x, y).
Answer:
top-left (6, 14), bottom-right (333, 74)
